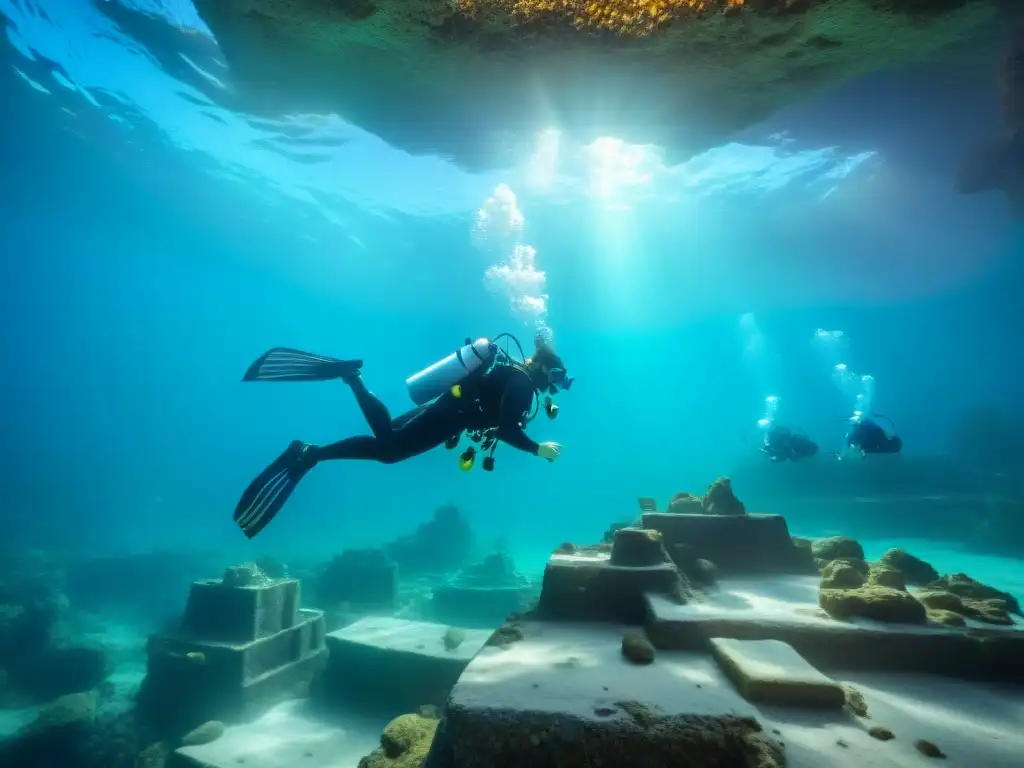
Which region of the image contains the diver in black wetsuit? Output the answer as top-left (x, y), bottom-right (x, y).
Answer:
top-left (845, 416), bottom-right (902, 458)
top-left (762, 426), bottom-right (819, 463)
top-left (232, 335), bottom-right (572, 539)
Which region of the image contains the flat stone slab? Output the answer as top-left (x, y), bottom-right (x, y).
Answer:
top-left (320, 618), bottom-right (491, 717)
top-left (646, 576), bottom-right (1024, 683)
top-left (425, 622), bottom-right (778, 768)
top-left (422, 621), bottom-right (1024, 768)
top-left (710, 638), bottom-right (845, 709)
top-left (171, 699), bottom-right (384, 768)
top-left (326, 617), bottom-right (491, 662)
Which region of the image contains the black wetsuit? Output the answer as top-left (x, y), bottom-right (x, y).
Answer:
top-left (764, 427), bottom-right (819, 462)
top-left (848, 419), bottom-right (902, 455)
top-left (310, 364), bottom-right (540, 464)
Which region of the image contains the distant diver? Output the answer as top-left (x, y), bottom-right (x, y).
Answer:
top-left (954, 32), bottom-right (1024, 217)
top-left (761, 425), bottom-right (820, 463)
top-left (232, 333), bottom-right (572, 539)
top-left (843, 414), bottom-right (902, 458)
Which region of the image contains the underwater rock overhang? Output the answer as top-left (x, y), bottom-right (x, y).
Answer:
top-left (191, 0), bottom-right (1016, 171)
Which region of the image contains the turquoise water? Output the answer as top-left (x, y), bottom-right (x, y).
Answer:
top-left (2, 0), bottom-right (1023, 680)
top-left (2, 3), bottom-right (1023, 766)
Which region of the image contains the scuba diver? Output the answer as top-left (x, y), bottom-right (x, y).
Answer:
top-left (232, 333), bottom-right (572, 539)
top-left (843, 414), bottom-right (903, 458)
top-left (761, 425), bottom-right (819, 463)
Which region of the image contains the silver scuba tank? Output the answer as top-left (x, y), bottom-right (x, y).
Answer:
top-left (406, 338), bottom-right (498, 406)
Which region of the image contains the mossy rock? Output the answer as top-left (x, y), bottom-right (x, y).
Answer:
top-left (926, 609), bottom-right (966, 627)
top-left (621, 631), bottom-right (655, 664)
top-left (877, 549), bottom-right (938, 586)
top-left (359, 713), bottom-right (439, 768)
top-left (819, 585), bottom-right (927, 624)
top-left (926, 573), bottom-right (1021, 615)
top-left (702, 477), bottom-right (745, 516)
top-left (819, 560), bottom-right (866, 590)
top-left (866, 565), bottom-right (906, 591)
top-left (609, 528), bottom-right (669, 567)
top-left (811, 536), bottom-right (864, 562)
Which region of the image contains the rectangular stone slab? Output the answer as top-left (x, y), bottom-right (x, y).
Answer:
top-left (710, 637), bottom-right (845, 708)
top-left (319, 617), bottom-right (490, 718)
top-left (423, 622), bottom-right (776, 768)
top-left (645, 578), bottom-right (1024, 683)
top-left (642, 513), bottom-right (814, 575)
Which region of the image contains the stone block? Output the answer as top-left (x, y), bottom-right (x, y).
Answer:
top-left (139, 608), bottom-right (327, 736)
top-left (181, 579), bottom-right (300, 644)
top-left (643, 513), bottom-right (815, 575)
top-left (646, 579), bottom-right (1024, 684)
top-left (536, 552), bottom-right (687, 624)
top-left (423, 622), bottom-right (781, 768)
top-left (709, 637), bottom-right (845, 708)
top-left (320, 617), bottom-right (490, 718)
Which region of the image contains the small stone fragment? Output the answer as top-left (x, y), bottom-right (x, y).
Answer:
top-left (841, 684), bottom-right (868, 717)
top-left (621, 631), bottom-right (655, 664)
top-left (835, 738), bottom-right (849, 748)
top-left (442, 627), bottom-right (465, 651)
top-left (914, 739), bottom-right (946, 758)
top-left (868, 725), bottom-right (895, 741)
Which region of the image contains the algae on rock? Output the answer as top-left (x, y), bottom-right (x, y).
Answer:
top-left (185, 0), bottom-right (1017, 173)
top-left (359, 713), bottom-right (439, 768)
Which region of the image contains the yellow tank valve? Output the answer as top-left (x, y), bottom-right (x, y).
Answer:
top-left (451, 384), bottom-right (462, 398)
top-left (458, 446), bottom-right (476, 471)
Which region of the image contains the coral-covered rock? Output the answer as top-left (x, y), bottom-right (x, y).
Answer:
top-left (702, 477), bottom-right (746, 516)
top-left (811, 536), bottom-right (865, 562)
top-left (877, 549), bottom-right (939, 586)
top-left (385, 505), bottom-right (473, 576)
top-left (8, 644), bottom-right (110, 702)
top-left (318, 548), bottom-right (398, 610)
top-left (819, 586), bottom-right (927, 624)
top-left (609, 528), bottom-right (669, 568)
top-left (359, 713), bottom-right (438, 768)
top-left (866, 566), bottom-right (906, 591)
top-left (666, 492), bottom-right (703, 514)
top-left (819, 560), bottom-right (866, 590)
top-left (926, 609), bottom-right (966, 627)
top-left (917, 590), bottom-right (1013, 626)
top-left (925, 573), bottom-right (1021, 616)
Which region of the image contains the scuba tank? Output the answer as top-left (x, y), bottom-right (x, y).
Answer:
top-left (405, 338), bottom-right (497, 406)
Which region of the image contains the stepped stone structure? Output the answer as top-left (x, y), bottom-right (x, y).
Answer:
top-left (139, 574), bottom-right (327, 736)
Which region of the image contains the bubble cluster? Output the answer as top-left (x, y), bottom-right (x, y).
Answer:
top-left (473, 184), bottom-right (550, 332)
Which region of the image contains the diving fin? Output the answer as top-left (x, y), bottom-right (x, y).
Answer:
top-left (243, 347), bottom-right (363, 383)
top-left (234, 440), bottom-right (316, 539)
